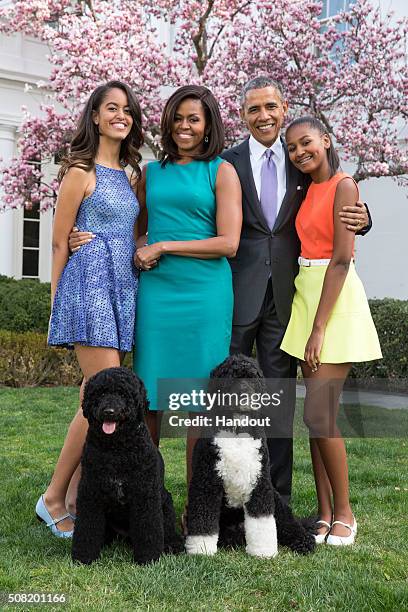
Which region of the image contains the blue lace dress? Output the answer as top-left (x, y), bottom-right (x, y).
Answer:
top-left (48, 164), bottom-right (139, 351)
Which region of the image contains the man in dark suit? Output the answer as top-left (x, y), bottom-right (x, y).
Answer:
top-left (221, 76), bottom-right (370, 503)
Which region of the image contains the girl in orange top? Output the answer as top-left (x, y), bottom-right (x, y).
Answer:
top-left (281, 116), bottom-right (381, 546)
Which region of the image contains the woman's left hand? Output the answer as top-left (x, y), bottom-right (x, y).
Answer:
top-left (134, 243), bottom-right (163, 270)
top-left (304, 327), bottom-right (325, 372)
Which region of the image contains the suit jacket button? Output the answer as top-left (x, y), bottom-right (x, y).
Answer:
top-left (265, 259), bottom-right (270, 265)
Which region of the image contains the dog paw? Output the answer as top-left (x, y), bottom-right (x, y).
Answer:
top-left (291, 534), bottom-right (316, 555)
top-left (164, 537), bottom-right (185, 555)
top-left (244, 512), bottom-right (278, 558)
top-left (299, 515), bottom-right (319, 535)
top-left (185, 534), bottom-right (218, 555)
top-left (245, 544), bottom-right (278, 558)
top-left (71, 555), bottom-right (98, 565)
top-left (133, 553), bottom-right (161, 565)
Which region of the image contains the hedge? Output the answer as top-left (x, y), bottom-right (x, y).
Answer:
top-left (349, 298), bottom-right (408, 390)
top-left (0, 330), bottom-right (134, 387)
top-left (1, 322), bottom-right (405, 388)
top-left (0, 331), bottom-right (82, 387)
top-left (0, 275), bottom-right (50, 333)
top-left (0, 275), bottom-right (406, 388)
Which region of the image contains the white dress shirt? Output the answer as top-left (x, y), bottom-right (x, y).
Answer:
top-left (249, 135), bottom-right (287, 216)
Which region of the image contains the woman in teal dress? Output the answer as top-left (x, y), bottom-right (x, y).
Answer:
top-left (133, 85), bottom-right (242, 486)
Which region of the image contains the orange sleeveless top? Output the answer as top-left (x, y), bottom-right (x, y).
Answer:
top-left (295, 172), bottom-right (357, 259)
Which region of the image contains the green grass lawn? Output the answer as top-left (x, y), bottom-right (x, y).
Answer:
top-left (0, 387), bottom-right (407, 612)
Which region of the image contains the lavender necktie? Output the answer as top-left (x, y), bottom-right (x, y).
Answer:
top-left (260, 149), bottom-right (278, 230)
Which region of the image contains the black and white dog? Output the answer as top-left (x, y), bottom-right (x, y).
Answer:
top-left (185, 354), bottom-right (315, 557)
top-left (72, 367), bottom-right (183, 565)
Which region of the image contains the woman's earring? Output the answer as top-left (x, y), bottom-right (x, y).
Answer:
top-left (204, 135), bottom-right (209, 143)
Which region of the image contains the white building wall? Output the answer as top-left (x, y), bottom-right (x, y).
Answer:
top-left (355, 178), bottom-right (407, 299)
top-left (0, 32), bottom-right (54, 281)
top-left (379, 0), bottom-right (406, 20)
top-left (351, 0), bottom-right (408, 300)
top-left (0, 121), bottom-right (16, 277)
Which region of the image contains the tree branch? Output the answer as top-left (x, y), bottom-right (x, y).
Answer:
top-left (208, 1), bottom-right (253, 60)
top-left (83, 0), bottom-right (98, 23)
top-left (192, 0), bottom-right (215, 75)
top-left (353, 163), bottom-right (408, 183)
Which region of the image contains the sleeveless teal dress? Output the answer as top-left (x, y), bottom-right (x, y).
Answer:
top-left (133, 158), bottom-right (233, 410)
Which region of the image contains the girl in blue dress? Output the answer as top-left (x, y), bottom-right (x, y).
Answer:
top-left (66, 85), bottom-right (242, 536)
top-left (35, 81), bottom-right (142, 537)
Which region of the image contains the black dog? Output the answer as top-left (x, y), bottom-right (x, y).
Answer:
top-left (186, 354), bottom-right (316, 556)
top-left (72, 367), bottom-right (183, 565)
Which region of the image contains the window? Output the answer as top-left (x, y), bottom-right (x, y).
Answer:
top-left (22, 157), bottom-right (41, 278)
top-left (22, 204), bottom-right (40, 278)
top-left (320, 0), bottom-right (354, 20)
top-left (318, 0), bottom-right (355, 57)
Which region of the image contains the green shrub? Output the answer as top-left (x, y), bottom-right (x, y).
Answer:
top-left (350, 298), bottom-right (408, 388)
top-left (0, 330), bottom-right (133, 387)
top-left (0, 330), bottom-right (82, 387)
top-left (0, 275), bottom-right (50, 333)
top-left (0, 279), bottom-right (406, 388)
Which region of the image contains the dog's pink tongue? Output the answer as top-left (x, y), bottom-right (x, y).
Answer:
top-left (102, 421), bottom-right (116, 435)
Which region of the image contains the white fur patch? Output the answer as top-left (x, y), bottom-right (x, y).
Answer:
top-left (213, 432), bottom-right (262, 508)
top-left (185, 534), bottom-right (218, 555)
top-left (244, 510), bottom-right (278, 558)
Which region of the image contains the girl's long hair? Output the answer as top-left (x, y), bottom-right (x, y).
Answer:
top-left (286, 116), bottom-right (340, 177)
top-left (58, 81), bottom-right (143, 183)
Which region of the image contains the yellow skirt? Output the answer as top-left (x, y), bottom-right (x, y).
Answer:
top-left (281, 262), bottom-right (382, 363)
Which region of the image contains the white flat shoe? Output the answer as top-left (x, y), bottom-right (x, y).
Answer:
top-left (326, 518), bottom-right (357, 546)
top-left (314, 519), bottom-right (331, 544)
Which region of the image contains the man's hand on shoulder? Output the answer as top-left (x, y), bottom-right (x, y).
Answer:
top-left (339, 200), bottom-right (370, 233)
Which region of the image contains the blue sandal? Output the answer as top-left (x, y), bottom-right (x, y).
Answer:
top-left (35, 495), bottom-right (74, 539)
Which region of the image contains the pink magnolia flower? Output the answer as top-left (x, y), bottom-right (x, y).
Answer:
top-left (0, 0), bottom-right (406, 210)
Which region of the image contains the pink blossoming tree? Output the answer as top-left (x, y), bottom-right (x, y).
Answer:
top-left (0, 0), bottom-right (407, 211)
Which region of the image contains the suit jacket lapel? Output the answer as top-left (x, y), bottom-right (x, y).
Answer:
top-left (233, 139), bottom-right (270, 231)
top-left (272, 140), bottom-right (304, 232)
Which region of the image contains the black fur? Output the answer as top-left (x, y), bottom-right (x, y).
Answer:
top-left (71, 367), bottom-right (183, 565)
top-left (187, 438), bottom-right (224, 537)
top-left (188, 355), bottom-right (316, 555)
